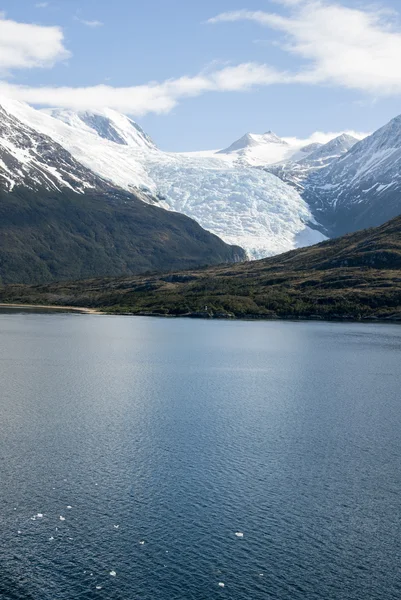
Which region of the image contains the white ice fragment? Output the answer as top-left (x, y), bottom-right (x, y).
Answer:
top-left (109, 571), bottom-right (117, 577)
top-left (67, 506), bottom-right (72, 510)
top-left (113, 525), bottom-right (119, 529)
top-left (218, 582), bottom-right (225, 588)
top-left (18, 531), bottom-right (21, 534)
top-left (59, 516), bottom-right (65, 521)
top-left (49, 536), bottom-right (54, 541)
top-left (235, 532), bottom-right (244, 538)
top-left (36, 513), bottom-right (44, 519)
top-left (139, 540), bottom-right (145, 545)
top-left (96, 586), bottom-right (102, 590)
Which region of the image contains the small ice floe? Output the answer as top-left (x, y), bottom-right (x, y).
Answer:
top-left (109, 571), bottom-right (117, 577)
top-left (139, 540), bottom-right (145, 545)
top-left (235, 532), bottom-right (244, 538)
top-left (67, 506), bottom-right (72, 510)
top-left (36, 514), bottom-right (44, 519)
top-left (55, 527), bottom-right (58, 532)
top-left (14, 507), bottom-right (17, 511)
top-left (113, 525), bottom-right (119, 529)
top-left (49, 537), bottom-right (54, 541)
top-left (259, 573), bottom-right (264, 577)
top-left (59, 516), bottom-right (66, 521)
top-left (218, 582), bottom-right (225, 588)
top-left (18, 531), bottom-right (21, 535)
top-left (96, 586), bottom-right (102, 590)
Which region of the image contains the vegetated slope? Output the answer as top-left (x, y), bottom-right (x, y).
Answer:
top-left (2, 215), bottom-right (401, 320)
top-left (1, 99), bottom-right (326, 258)
top-left (304, 115), bottom-right (401, 236)
top-left (0, 186), bottom-right (244, 284)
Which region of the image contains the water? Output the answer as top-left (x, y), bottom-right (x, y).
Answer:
top-left (0, 314), bottom-right (400, 600)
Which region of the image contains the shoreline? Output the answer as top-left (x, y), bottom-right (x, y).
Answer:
top-left (0, 303), bottom-right (102, 314)
top-left (0, 303), bottom-right (400, 324)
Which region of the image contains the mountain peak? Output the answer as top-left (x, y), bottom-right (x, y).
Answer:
top-left (218, 131), bottom-right (287, 154)
top-left (44, 107), bottom-right (156, 150)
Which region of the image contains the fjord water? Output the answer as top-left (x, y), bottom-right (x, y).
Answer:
top-left (1, 314), bottom-right (400, 600)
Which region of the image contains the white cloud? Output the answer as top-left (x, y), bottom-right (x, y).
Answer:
top-left (0, 14), bottom-right (69, 72)
top-left (0, 63), bottom-right (291, 115)
top-left (2, 1), bottom-right (400, 117)
top-left (208, 1), bottom-right (401, 96)
top-left (35, 2), bottom-right (49, 8)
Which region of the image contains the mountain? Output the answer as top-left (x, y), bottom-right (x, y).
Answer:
top-left (267, 133), bottom-right (358, 193)
top-left (215, 130), bottom-right (304, 166)
top-left (2, 214), bottom-right (401, 321)
top-left (0, 105), bottom-right (107, 193)
top-left (44, 107), bottom-right (156, 149)
top-left (303, 117), bottom-right (401, 236)
top-left (0, 99), bottom-right (326, 258)
top-left (0, 103), bottom-right (245, 284)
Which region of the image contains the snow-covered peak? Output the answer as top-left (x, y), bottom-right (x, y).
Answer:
top-left (44, 107), bottom-right (156, 150)
top-left (297, 133), bottom-right (358, 166)
top-left (218, 131), bottom-right (288, 155)
top-left (0, 102), bottom-right (109, 193)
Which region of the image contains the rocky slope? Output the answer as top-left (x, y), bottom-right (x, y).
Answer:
top-left (303, 117), bottom-right (401, 236)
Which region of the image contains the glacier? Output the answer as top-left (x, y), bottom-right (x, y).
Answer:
top-left (0, 98), bottom-right (327, 258)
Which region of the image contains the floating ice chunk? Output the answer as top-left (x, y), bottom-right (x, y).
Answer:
top-left (218, 582), bottom-right (225, 588)
top-left (113, 525), bottom-right (119, 529)
top-left (49, 537), bottom-right (54, 541)
top-left (14, 507), bottom-right (17, 511)
top-left (259, 573), bottom-right (264, 577)
top-left (139, 540), bottom-right (145, 545)
top-left (235, 532), bottom-right (244, 538)
top-left (67, 506), bottom-right (72, 510)
top-left (96, 586), bottom-right (102, 590)
top-left (59, 516), bottom-right (65, 521)
top-left (18, 530), bottom-right (21, 534)
top-left (109, 571), bottom-right (117, 577)
top-left (36, 514), bottom-right (44, 519)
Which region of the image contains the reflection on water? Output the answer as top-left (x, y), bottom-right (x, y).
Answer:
top-left (0, 316), bottom-right (400, 600)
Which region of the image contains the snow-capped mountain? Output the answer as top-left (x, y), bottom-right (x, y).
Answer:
top-left (267, 133), bottom-right (358, 192)
top-left (0, 98), bottom-right (326, 259)
top-left (215, 131), bottom-right (302, 167)
top-left (0, 105), bottom-right (111, 194)
top-left (303, 116), bottom-right (401, 235)
top-left (44, 108), bottom-right (156, 149)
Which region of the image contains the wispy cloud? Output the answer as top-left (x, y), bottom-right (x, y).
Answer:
top-left (74, 17), bottom-right (104, 28)
top-left (35, 2), bottom-right (49, 8)
top-left (0, 63), bottom-right (290, 115)
top-left (208, 1), bottom-right (401, 96)
top-left (2, 1), bottom-right (401, 116)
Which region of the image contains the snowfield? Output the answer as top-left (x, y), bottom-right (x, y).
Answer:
top-left (0, 98), bottom-right (327, 258)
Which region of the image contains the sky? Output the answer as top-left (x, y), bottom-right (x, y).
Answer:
top-left (2, 0), bottom-right (401, 150)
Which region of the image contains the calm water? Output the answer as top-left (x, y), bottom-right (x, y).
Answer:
top-left (0, 314), bottom-right (400, 600)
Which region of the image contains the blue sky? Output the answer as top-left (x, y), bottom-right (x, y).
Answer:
top-left (2, 0), bottom-right (401, 150)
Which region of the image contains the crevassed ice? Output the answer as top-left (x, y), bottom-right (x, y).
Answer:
top-left (1, 98), bottom-right (327, 258)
